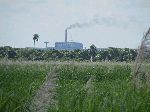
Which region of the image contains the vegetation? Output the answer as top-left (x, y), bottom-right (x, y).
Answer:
top-left (0, 61), bottom-right (53, 112)
top-left (0, 46), bottom-right (137, 62)
top-left (1, 61), bottom-right (150, 111)
top-left (50, 63), bottom-right (150, 112)
top-left (89, 44), bottom-right (97, 62)
top-left (33, 34), bottom-right (40, 47)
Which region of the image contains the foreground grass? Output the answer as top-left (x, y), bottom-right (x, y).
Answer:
top-left (1, 61), bottom-right (150, 112)
top-left (49, 63), bottom-right (150, 112)
top-left (0, 61), bottom-right (54, 112)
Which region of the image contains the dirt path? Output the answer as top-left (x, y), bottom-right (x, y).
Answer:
top-left (30, 71), bottom-right (57, 112)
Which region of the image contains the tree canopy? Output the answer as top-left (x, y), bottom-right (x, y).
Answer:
top-left (0, 46), bottom-right (137, 62)
top-left (33, 34), bottom-right (40, 47)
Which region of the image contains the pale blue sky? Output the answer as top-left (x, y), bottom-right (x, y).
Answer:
top-left (0, 0), bottom-right (150, 48)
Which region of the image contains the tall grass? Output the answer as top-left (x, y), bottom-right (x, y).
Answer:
top-left (0, 61), bottom-right (53, 112)
top-left (1, 61), bottom-right (150, 112)
top-left (49, 63), bottom-right (150, 112)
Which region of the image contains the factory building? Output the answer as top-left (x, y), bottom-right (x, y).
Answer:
top-left (55, 29), bottom-right (83, 50)
top-left (55, 42), bottom-right (83, 50)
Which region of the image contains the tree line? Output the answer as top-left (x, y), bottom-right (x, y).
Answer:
top-left (0, 45), bottom-right (137, 62)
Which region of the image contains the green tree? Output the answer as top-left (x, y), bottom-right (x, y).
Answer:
top-left (130, 49), bottom-right (137, 60)
top-left (33, 34), bottom-right (40, 47)
top-left (89, 44), bottom-right (97, 62)
top-left (108, 47), bottom-right (120, 61)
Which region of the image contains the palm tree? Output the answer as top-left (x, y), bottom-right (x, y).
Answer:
top-left (33, 34), bottom-right (40, 47)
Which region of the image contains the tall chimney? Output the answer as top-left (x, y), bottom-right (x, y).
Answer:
top-left (65, 29), bottom-right (67, 42)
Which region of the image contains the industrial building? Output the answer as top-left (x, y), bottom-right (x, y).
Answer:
top-left (54, 29), bottom-right (83, 50)
top-left (55, 42), bottom-right (83, 50)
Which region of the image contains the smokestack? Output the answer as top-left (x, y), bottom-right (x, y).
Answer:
top-left (65, 29), bottom-right (67, 42)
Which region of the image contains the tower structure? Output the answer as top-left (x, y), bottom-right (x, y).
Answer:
top-left (44, 41), bottom-right (49, 48)
top-left (54, 28), bottom-right (83, 50)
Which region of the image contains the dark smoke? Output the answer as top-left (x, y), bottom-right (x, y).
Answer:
top-left (66, 22), bottom-right (93, 30)
top-left (66, 16), bottom-right (127, 30)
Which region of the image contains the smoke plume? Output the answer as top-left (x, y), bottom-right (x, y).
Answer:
top-left (66, 22), bottom-right (93, 30)
top-left (66, 16), bottom-right (127, 30)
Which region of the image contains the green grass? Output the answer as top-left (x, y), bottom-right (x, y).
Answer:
top-left (0, 61), bottom-right (53, 112)
top-left (1, 61), bottom-right (150, 112)
top-left (49, 63), bottom-right (150, 112)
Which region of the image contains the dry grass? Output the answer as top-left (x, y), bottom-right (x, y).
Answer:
top-left (133, 27), bottom-right (150, 88)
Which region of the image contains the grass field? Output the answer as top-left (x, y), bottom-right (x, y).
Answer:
top-left (0, 61), bottom-right (54, 112)
top-left (1, 61), bottom-right (150, 112)
top-left (51, 63), bottom-right (150, 112)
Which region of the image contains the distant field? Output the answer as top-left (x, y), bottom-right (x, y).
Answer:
top-left (1, 61), bottom-right (150, 112)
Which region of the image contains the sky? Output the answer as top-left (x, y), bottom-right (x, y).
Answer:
top-left (0, 0), bottom-right (150, 49)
